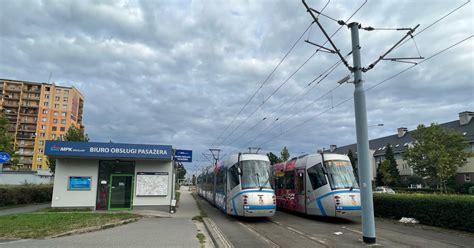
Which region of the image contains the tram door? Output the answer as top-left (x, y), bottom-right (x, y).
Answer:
top-left (296, 168), bottom-right (306, 213)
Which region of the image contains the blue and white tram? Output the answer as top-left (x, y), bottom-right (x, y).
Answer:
top-left (197, 153), bottom-right (276, 217)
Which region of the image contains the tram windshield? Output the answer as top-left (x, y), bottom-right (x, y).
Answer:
top-left (325, 160), bottom-right (358, 189)
top-left (241, 160), bottom-right (272, 189)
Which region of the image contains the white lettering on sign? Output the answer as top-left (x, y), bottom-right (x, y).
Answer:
top-left (88, 147), bottom-right (168, 155)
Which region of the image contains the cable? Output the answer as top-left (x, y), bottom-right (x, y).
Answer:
top-left (394, 0), bottom-right (471, 51)
top-left (211, 22), bottom-right (314, 147)
top-left (257, 35), bottom-right (473, 148)
top-left (218, 0), bottom-right (368, 149)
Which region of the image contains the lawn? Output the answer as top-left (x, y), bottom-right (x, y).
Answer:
top-left (0, 212), bottom-right (140, 239)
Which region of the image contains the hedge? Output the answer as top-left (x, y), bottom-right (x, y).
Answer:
top-left (0, 184), bottom-right (53, 207)
top-left (373, 193), bottom-right (474, 232)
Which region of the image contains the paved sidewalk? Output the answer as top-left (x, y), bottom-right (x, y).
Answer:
top-left (0, 187), bottom-right (210, 248)
top-left (0, 203), bottom-right (50, 216)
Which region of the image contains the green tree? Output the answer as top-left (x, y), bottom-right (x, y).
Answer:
top-left (63, 125), bottom-right (89, 142)
top-left (375, 161), bottom-right (384, 186)
top-left (267, 152), bottom-right (282, 165)
top-left (176, 163), bottom-right (186, 181)
top-left (280, 147), bottom-right (290, 162)
top-left (48, 125), bottom-right (89, 173)
top-left (403, 123), bottom-right (472, 193)
top-left (192, 174), bottom-right (196, 185)
top-left (347, 149), bottom-right (358, 180)
top-left (385, 143), bottom-right (401, 186)
top-left (379, 160), bottom-right (393, 186)
top-left (0, 113), bottom-right (18, 169)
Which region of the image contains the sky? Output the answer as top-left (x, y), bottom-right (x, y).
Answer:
top-left (0, 0), bottom-right (472, 176)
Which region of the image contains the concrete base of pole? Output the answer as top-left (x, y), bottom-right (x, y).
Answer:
top-left (363, 236), bottom-right (376, 244)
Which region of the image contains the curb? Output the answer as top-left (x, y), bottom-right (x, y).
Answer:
top-left (202, 217), bottom-right (233, 248)
top-left (47, 217), bottom-right (141, 239)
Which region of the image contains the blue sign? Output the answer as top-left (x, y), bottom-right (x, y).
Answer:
top-left (45, 141), bottom-right (172, 160)
top-left (174, 149), bottom-right (192, 162)
top-left (69, 176), bottom-right (91, 190)
top-left (0, 152), bottom-right (11, 163)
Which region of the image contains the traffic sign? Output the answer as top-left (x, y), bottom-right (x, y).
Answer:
top-left (174, 149), bottom-right (192, 162)
top-left (0, 152), bottom-right (11, 163)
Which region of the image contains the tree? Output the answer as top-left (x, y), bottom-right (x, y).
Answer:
top-left (192, 174), bottom-right (196, 185)
top-left (403, 123), bottom-right (473, 193)
top-left (384, 143), bottom-right (401, 186)
top-left (280, 147), bottom-right (290, 161)
top-left (378, 160), bottom-right (393, 186)
top-left (267, 152), bottom-right (282, 165)
top-left (347, 149), bottom-right (358, 180)
top-left (0, 113), bottom-right (18, 169)
top-left (49, 125), bottom-right (89, 173)
top-left (375, 161), bottom-right (384, 186)
top-left (63, 125), bottom-right (89, 142)
top-left (176, 163), bottom-right (186, 181)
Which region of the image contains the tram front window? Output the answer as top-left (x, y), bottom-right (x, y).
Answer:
top-left (241, 160), bottom-right (272, 189)
top-left (325, 160), bottom-right (358, 189)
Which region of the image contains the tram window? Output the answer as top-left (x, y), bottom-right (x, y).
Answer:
top-left (296, 172), bottom-right (304, 194)
top-left (216, 168), bottom-right (225, 194)
top-left (228, 165), bottom-right (240, 189)
top-left (275, 175), bottom-right (284, 188)
top-left (307, 163), bottom-right (327, 190)
top-left (284, 170), bottom-right (295, 189)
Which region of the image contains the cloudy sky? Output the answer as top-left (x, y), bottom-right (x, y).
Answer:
top-left (1, 0), bottom-right (472, 175)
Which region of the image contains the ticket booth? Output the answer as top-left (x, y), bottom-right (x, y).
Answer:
top-left (45, 141), bottom-right (175, 211)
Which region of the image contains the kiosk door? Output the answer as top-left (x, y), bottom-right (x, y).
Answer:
top-left (109, 174), bottom-right (133, 210)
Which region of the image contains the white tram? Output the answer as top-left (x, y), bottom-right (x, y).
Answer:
top-left (197, 153), bottom-right (276, 217)
top-left (273, 153), bottom-right (361, 218)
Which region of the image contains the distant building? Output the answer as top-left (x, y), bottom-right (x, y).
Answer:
top-left (333, 111), bottom-right (474, 185)
top-left (0, 78), bottom-right (84, 171)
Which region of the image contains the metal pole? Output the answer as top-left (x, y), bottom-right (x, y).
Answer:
top-left (349, 22), bottom-right (376, 244)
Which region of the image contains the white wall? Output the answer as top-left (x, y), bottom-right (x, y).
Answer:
top-left (133, 160), bottom-right (173, 207)
top-left (51, 158), bottom-right (99, 208)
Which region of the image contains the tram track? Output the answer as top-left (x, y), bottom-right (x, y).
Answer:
top-left (235, 217), bottom-right (329, 248)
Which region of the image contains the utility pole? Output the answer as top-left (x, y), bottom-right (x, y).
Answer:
top-left (349, 22), bottom-right (376, 244)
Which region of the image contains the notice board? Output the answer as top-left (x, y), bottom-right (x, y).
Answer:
top-left (136, 172), bottom-right (168, 196)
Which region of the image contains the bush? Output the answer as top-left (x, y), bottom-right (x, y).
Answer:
top-left (0, 184), bottom-right (53, 207)
top-left (469, 186), bottom-right (474, 195)
top-left (373, 193), bottom-right (474, 232)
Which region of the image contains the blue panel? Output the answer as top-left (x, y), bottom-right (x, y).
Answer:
top-left (174, 149), bottom-right (192, 162)
top-left (0, 152), bottom-right (11, 163)
top-left (69, 176), bottom-right (91, 190)
top-left (45, 141), bottom-right (172, 160)
top-left (336, 205), bottom-right (361, 211)
top-left (244, 205), bottom-right (276, 210)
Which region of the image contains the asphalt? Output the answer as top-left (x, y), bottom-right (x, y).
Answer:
top-left (0, 186), bottom-right (208, 248)
top-left (196, 194), bottom-right (474, 247)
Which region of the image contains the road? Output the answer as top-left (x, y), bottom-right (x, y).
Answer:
top-left (196, 195), bottom-right (474, 247)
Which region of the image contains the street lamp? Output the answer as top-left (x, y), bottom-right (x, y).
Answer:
top-left (368, 124), bottom-right (384, 127)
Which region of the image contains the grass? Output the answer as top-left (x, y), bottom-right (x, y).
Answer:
top-left (0, 212), bottom-right (139, 239)
top-left (175, 191), bottom-right (181, 204)
top-left (196, 232), bottom-right (206, 247)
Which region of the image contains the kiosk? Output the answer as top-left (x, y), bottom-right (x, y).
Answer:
top-left (45, 141), bottom-right (175, 211)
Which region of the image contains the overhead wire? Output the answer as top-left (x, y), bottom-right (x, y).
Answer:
top-left (219, 0), bottom-right (368, 150)
top-left (211, 22), bottom-right (315, 147)
top-left (257, 35), bottom-right (473, 148)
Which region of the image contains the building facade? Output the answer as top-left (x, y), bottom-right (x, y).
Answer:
top-left (333, 111), bottom-right (474, 185)
top-left (0, 79), bottom-right (84, 171)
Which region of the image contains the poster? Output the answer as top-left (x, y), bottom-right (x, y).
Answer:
top-left (136, 172), bottom-right (168, 196)
top-left (68, 176), bottom-right (91, 190)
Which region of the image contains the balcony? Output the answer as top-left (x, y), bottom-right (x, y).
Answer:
top-left (21, 103), bottom-right (39, 108)
top-left (5, 87), bottom-right (21, 92)
top-left (3, 102), bottom-right (19, 108)
top-left (18, 143), bottom-right (35, 148)
top-left (17, 134), bottom-right (35, 140)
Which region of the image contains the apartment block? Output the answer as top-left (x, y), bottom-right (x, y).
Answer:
top-left (0, 79), bottom-right (84, 171)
